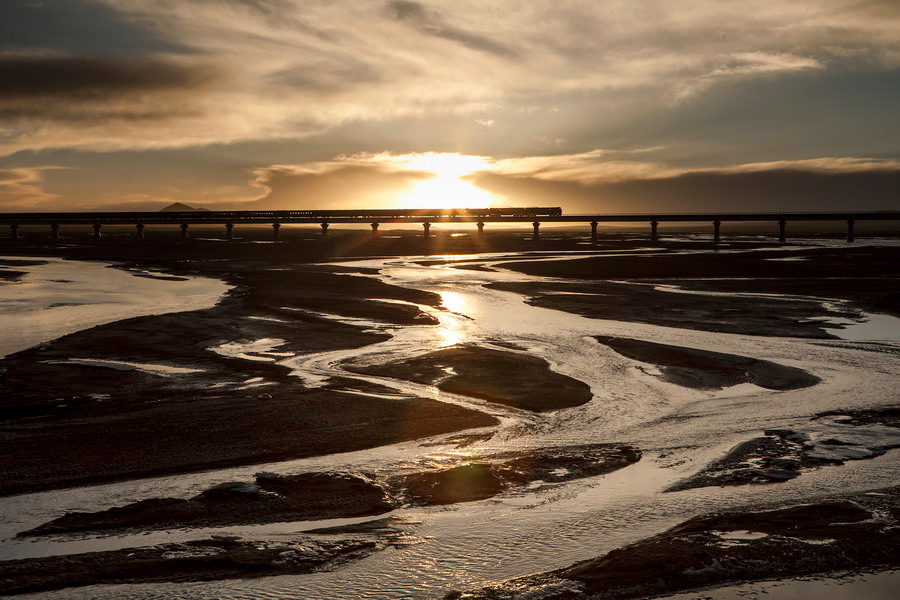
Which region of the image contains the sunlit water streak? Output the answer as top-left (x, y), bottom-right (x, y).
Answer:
top-left (1, 243), bottom-right (899, 599)
top-left (0, 256), bottom-right (230, 358)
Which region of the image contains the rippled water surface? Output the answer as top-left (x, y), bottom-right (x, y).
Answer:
top-left (1, 246), bottom-right (899, 599)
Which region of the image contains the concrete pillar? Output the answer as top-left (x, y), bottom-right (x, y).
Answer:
top-left (778, 219), bottom-right (786, 243)
top-left (532, 221), bottom-right (540, 241)
top-left (847, 219), bottom-right (855, 243)
top-left (476, 221), bottom-right (485, 236)
top-left (650, 220), bottom-right (659, 242)
top-left (370, 222), bottom-right (379, 237)
top-left (51, 224), bottom-right (60, 239)
top-left (320, 222), bottom-right (329, 236)
top-left (9, 224), bottom-right (18, 239)
top-left (272, 222), bottom-right (281, 241)
top-left (180, 223), bottom-right (189, 239)
top-left (93, 223), bottom-right (102, 238)
top-left (590, 221), bottom-right (598, 243)
top-left (225, 223), bottom-right (234, 240)
top-left (422, 222), bottom-right (431, 238)
top-left (135, 223), bottom-right (145, 239)
top-left (713, 220), bottom-right (721, 242)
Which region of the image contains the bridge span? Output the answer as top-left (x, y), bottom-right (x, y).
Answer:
top-left (0, 208), bottom-right (897, 243)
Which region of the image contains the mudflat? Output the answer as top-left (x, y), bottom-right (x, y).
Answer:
top-left (1, 232), bottom-right (898, 599)
top-left (0, 255), bottom-right (496, 497)
top-left (346, 344), bottom-right (594, 411)
top-left (493, 246), bottom-right (900, 338)
top-left (595, 335), bottom-right (821, 390)
top-left (452, 485), bottom-right (900, 600)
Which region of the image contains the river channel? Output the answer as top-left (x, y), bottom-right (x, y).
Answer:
top-left (1, 245), bottom-right (899, 599)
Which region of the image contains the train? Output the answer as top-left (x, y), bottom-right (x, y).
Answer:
top-left (279, 207), bottom-right (564, 218)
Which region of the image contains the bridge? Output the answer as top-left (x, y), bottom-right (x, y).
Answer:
top-left (1, 208), bottom-right (897, 243)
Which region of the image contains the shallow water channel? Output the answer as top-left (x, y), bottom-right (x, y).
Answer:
top-left (2, 247), bottom-right (899, 599)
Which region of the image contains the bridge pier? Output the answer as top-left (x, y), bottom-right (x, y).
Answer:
top-left (590, 221), bottom-right (598, 244)
top-left (371, 222), bottom-right (379, 237)
top-left (51, 224), bottom-right (60, 239)
top-left (422, 222), bottom-right (431, 238)
top-left (225, 223), bottom-right (234, 240)
top-left (9, 224), bottom-right (18, 239)
top-left (778, 219), bottom-right (786, 243)
top-left (180, 223), bottom-right (189, 239)
top-left (650, 220), bottom-right (658, 242)
top-left (135, 223), bottom-right (145, 238)
top-left (272, 222), bottom-right (281, 241)
top-left (713, 220), bottom-right (721, 242)
top-left (93, 224), bottom-right (102, 238)
top-left (532, 221), bottom-right (540, 240)
top-left (847, 219), bottom-right (855, 243)
top-left (320, 222), bottom-right (329, 236)
top-left (477, 221), bottom-right (485, 236)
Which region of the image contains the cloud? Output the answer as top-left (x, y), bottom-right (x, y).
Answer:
top-left (0, 0), bottom-right (896, 156)
top-left (245, 156), bottom-right (435, 209)
top-left (0, 167), bottom-right (61, 210)
top-left (221, 150), bottom-right (900, 214)
top-left (0, 0), bottom-right (189, 55)
top-left (706, 156), bottom-right (900, 174)
top-left (0, 53), bottom-right (218, 100)
top-left (471, 153), bottom-right (900, 213)
top-left (388, 1), bottom-right (518, 58)
top-left (0, 51), bottom-right (243, 156)
top-left (5, 148), bottom-right (893, 212)
top-left (672, 51), bottom-right (824, 100)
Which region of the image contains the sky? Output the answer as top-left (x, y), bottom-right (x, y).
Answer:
top-left (1, 0), bottom-right (899, 213)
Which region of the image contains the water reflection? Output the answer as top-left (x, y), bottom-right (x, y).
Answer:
top-left (441, 290), bottom-right (466, 313)
top-left (438, 290), bottom-right (466, 346)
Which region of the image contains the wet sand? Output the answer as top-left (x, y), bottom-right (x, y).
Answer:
top-left (346, 344), bottom-right (594, 411)
top-left (1, 233), bottom-right (898, 598)
top-left (0, 259), bottom-right (495, 496)
top-left (0, 537), bottom-right (380, 596)
top-left (595, 335), bottom-right (821, 390)
top-left (493, 246), bottom-right (900, 338)
top-left (668, 407), bottom-right (900, 491)
top-left (453, 484), bottom-right (900, 600)
top-left (19, 444), bottom-right (640, 537)
top-left (3, 445), bottom-right (640, 594)
top-left (0, 259), bottom-right (44, 282)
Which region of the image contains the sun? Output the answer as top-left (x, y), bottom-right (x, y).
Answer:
top-left (393, 153), bottom-right (498, 209)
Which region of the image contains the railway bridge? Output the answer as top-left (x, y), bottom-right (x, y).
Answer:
top-left (0, 207), bottom-right (897, 243)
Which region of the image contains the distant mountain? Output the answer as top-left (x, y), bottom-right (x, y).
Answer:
top-left (159, 202), bottom-right (210, 212)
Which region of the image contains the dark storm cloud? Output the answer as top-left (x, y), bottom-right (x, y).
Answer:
top-left (472, 168), bottom-right (900, 213)
top-left (0, 0), bottom-right (188, 55)
top-left (388, 1), bottom-right (518, 58)
top-left (0, 53), bottom-right (222, 123)
top-left (0, 54), bottom-right (218, 99)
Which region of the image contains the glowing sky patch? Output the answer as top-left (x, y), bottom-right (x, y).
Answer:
top-left (391, 153), bottom-right (499, 209)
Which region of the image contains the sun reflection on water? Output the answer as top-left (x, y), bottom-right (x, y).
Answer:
top-left (441, 291), bottom-right (466, 313)
top-left (438, 290), bottom-right (467, 346)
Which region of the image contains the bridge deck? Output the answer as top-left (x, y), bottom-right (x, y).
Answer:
top-left (0, 209), bottom-right (897, 225)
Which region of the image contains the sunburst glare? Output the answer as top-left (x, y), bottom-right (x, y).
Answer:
top-left (393, 153), bottom-right (499, 209)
